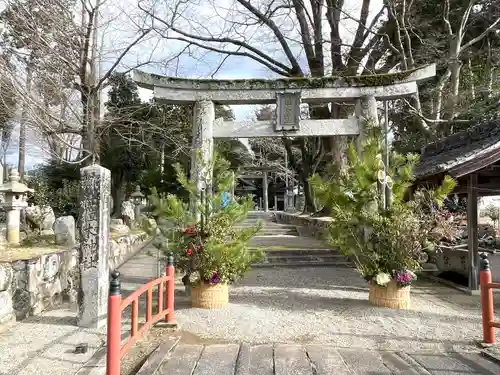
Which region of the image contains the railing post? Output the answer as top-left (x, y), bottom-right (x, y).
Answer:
top-left (480, 253), bottom-right (495, 344)
top-left (106, 271), bottom-right (122, 375)
top-left (166, 253), bottom-right (176, 324)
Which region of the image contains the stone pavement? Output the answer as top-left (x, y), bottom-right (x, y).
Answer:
top-left (0, 245), bottom-right (164, 375)
top-left (154, 343), bottom-right (500, 375)
top-left (0, 306), bottom-right (106, 375)
top-left (2, 220), bottom-right (500, 375)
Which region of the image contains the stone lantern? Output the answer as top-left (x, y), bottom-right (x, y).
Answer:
top-left (130, 185), bottom-right (144, 225)
top-left (0, 168), bottom-right (34, 244)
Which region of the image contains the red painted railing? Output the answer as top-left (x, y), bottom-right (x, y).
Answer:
top-left (480, 252), bottom-right (500, 344)
top-left (106, 254), bottom-right (176, 375)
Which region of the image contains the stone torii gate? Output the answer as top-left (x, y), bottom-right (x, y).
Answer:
top-left (133, 65), bottom-right (436, 200)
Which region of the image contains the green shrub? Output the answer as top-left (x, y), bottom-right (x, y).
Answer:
top-left (310, 121), bottom-right (455, 287)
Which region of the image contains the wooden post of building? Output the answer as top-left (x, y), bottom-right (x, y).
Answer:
top-left (263, 172), bottom-right (268, 213)
top-left (467, 173), bottom-right (479, 291)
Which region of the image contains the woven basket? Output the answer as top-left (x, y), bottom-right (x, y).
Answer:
top-left (191, 282), bottom-right (229, 309)
top-left (368, 281), bottom-right (410, 309)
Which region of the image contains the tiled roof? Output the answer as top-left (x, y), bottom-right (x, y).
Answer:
top-left (415, 119), bottom-right (500, 179)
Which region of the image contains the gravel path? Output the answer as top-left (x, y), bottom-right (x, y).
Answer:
top-left (174, 267), bottom-right (490, 351)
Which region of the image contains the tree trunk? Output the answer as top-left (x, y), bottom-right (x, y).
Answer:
top-left (0, 132), bottom-right (3, 185)
top-left (302, 178), bottom-right (316, 213)
top-left (112, 172), bottom-right (126, 217)
top-left (80, 88), bottom-right (100, 166)
top-left (3, 150), bottom-right (8, 182)
top-left (448, 59), bottom-right (462, 125)
top-left (18, 64), bottom-right (33, 180)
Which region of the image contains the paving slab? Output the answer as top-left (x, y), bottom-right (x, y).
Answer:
top-left (379, 352), bottom-right (431, 374)
top-left (150, 343), bottom-right (500, 375)
top-left (305, 345), bottom-right (351, 374)
top-left (408, 352), bottom-right (480, 374)
top-left (234, 344), bottom-right (273, 375)
top-left (192, 344), bottom-right (239, 375)
top-left (157, 344), bottom-right (203, 375)
top-left (271, 344), bottom-right (312, 375)
top-left (449, 352), bottom-right (500, 374)
top-left (338, 348), bottom-right (392, 374)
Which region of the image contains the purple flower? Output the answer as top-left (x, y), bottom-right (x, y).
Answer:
top-left (394, 270), bottom-right (414, 286)
top-left (209, 272), bottom-right (221, 284)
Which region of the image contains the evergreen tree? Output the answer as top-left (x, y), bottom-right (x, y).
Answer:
top-left (147, 152), bottom-right (263, 286)
top-left (102, 73), bottom-right (192, 213)
top-left (311, 121), bottom-right (456, 286)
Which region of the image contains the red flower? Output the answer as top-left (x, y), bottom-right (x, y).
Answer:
top-left (183, 226), bottom-right (197, 235)
top-left (186, 249), bottom-right (193, 255)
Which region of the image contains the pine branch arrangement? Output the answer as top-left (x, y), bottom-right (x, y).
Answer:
top-left (145, 151), bottom-right (263, 286)
top-left (311, 121), bottom-right (456, 288)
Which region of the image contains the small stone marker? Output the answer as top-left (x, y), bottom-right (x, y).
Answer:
top-left (121, 200), bottom-right (135, 227)
top-left (54, 216), bottom-right (76, 246)
top-left (110, 218), bottom-right (129, 235)
top-left (26, 205), bottom-right (56, 232)
top-left (74, 343), bottom-right (88, 354)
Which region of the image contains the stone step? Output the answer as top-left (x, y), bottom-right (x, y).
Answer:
top-left (256, 231), bottom-right (298, 235)
top-left (252, 262), bottom-right (351, 268)
top-left (252, 248), bottom-right (340, 257)
top-left (253, 231), bottom-right (299, 236)
top-left (253, 260), bottom-right (352, 268)
top-left (154, 343), bottom-right (500, 375)
top-left (236, 224), bottom-right (297, 229)
top-left (246, 213), bottom-right (274, 219)
top-left (242, 229), bottom-right (299, 234)
top-left (236, 222), bottom-right (295, 227)
top-left (249, 236), bottom-right (331, 249)
top-left (252, 251), bottom-right (350, 267)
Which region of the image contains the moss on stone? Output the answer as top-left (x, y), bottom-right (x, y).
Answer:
top-left (142, 67), bottom-right (420, 90)
top-left (20, 234), bottom-right (57, 248)
top-left (0, 245), bottom-right (67, 262)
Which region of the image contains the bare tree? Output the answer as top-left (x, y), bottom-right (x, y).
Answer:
top-left (138, 0), bottom-right (401, 211)
top-left (384, 0), bottom-right (500, 135)
top-left (0, 0), bottom-right (161, 169)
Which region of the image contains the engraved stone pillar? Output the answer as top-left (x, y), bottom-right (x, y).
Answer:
top-left (355, 95), bottom-right (379, 153)
top-left (191, 100), bottom-right (214, 218)
top-left (78, 164), bottom-right (111, 328)
top-left (263, 172), bottom-right (268, 213)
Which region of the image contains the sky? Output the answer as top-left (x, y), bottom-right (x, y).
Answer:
top-left (125, 0), bottom-right (384, 120)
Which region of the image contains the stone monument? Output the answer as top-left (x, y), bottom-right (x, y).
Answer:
top-left (78, 164), bottom-right (111, 328)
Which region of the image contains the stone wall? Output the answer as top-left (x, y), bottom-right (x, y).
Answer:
top-left (273, 212), bottom-right (331, 240)
top-left (435, 246), bottom-right (468, 277)
top-left (109, 232), bottom-right (148, 270)
top-left (0, 248), bottom-right (78, 326)
top-left (273, 213), bottom-right (500, 283)
top-left (435, 246), bottom-right (500, 283)
top-left (0, 232), bottom-right (148, 328)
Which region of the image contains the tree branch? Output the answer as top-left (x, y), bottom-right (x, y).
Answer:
top-left (139, 1), bottom-right (295, 75)
top-left (95, 28), bottom-right (152, 92)
top-left (461, 17), bottom-right (500, 52)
